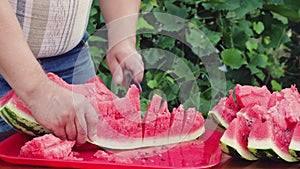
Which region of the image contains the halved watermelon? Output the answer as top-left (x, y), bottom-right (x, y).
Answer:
top-left (0, 73), bottom-right (205, 150)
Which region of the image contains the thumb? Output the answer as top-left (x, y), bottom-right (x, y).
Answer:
top-left (106, 54), bottom-right (123, 84)
top-left (85, 104), bottom-right (98, 141)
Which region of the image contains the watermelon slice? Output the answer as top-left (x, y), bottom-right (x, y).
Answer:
top-left (0, 73), bottom-right (205, 150)
top-left (289, 122), bottom-right (300, 160)
top-left (208, 90), bottom-right (240, 128)
top-left (219, 115), bottom-right (257, 161)
top-left (247, 119), bottom-right (297, 162)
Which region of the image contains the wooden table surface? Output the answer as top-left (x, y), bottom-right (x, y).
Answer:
top-left (1, 153), bottom-right (300, 169)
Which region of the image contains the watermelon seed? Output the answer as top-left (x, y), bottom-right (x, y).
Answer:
top-left (161, 157), bottom-right (166, 161)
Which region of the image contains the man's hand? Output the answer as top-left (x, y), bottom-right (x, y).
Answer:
top-left (24, 80), bottom-right (98, 145)
top-left (106, 38), bottom-right (144, 86)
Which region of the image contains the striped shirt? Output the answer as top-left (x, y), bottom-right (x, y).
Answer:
top-left (8, 0), bottom-right (92, 58)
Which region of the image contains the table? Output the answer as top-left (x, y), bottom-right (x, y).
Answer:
top-left (1, 153), bottom-right (300, 169)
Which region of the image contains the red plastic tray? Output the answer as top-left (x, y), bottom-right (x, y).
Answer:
top-left (0, 130), bottom-right (222, 169)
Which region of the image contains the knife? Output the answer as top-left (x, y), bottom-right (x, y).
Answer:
top-left (124, 70), bottom-right (142, 92)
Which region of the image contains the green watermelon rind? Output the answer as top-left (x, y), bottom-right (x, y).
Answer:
top-left (220, 135), bottom-right (258, 161)
top-left (208, 110), bottom-right (229, 129)
top-left (248, 138), bottom-right (298, 162)
top-left (289, 140), bottom-right (300, 160)
top-left (0, 102), bottom-right (51, 136)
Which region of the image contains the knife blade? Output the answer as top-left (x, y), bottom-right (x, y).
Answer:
top-left (124, 70), bottom-right (142, 92)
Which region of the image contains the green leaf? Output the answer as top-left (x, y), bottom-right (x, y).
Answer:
top-left (185, 28), bottom-right (215, 57)
top-left (253, 21), bottom-right (265, 34)
top-left (264, 3), bottom-right (300, 22)
top-left (263, 24), bottom-right (290, 48)
top-left (221, 49), bottom-right (247, 69)
top-left (88, 35), bottom-right (107, 42)
top-left (246, 40), bottom-right (258, 52)
top-left (153, 12), bottom-right (186, 32)
top-left (147, 80), bottom-right (159, 89)
top-left (271, 80), bottom-right (282, 91)
top-left (156, 36), bottom-right (175, 50)
top-left (234, 0), bottom-right (263, 17)
top-left (247, 53), bottom-right (268, 74)
top-left (164, 1), bottom-right (189, 19)
top-left (137, 17), bottom-right (155, 31)
top-left (264, 0), bottom-right (284, 5)
top-left (141, 49), bottom-right (164, 65)
top-left (140, 0), bottom-right (158, 11)
top-left (203, 0), bottom-right (240, 11)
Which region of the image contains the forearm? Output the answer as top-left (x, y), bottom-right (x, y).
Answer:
top-left (98, 0), bottom-right (141, 48)
top-left (0, 1), bottom-right (48, 99)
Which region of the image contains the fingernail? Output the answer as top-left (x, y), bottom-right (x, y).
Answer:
top-left (115, 75), bottom-right (122, 84)
top-left (90, 134), bottom-right (97, 142)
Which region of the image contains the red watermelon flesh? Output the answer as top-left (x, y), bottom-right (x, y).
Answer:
top-left (239, 104), bottom-right (268, 123)
top-left (278, 86), bottom-right (300, 124)
top-left (143, 94), bottom-right (163, 138)
top-left (19, 134), bottom-right (80, 160)
top-left (209, 90), bottom-right (240, 128)
top-left (235, 84), bottom-right (271, 108)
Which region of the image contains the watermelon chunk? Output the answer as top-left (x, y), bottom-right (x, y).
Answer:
top-left (0, 73), bottom-right (205, 150)
top-left (19, 134), bottom-right (80, 160)
top-left (234, 84), bottom-right (271, 108)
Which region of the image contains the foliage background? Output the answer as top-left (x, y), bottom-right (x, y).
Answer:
top-left (87, 0), bottom-right (300, 117)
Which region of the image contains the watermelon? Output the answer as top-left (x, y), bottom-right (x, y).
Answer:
top-left (208, 90), bottom-right (240, 128)
top-left (209, 84), bottom-right (272, 129)
top-left (289, 122), bottom-right (300, 159)
top-left (19, 134), bottom-right (80, 160)
top-left (234, 84), bottom-right (271, 108)
top-left (0, 73), bottom-right (205, 150)
top-left (213, 84), bottom-right (300, 162)
top-left (219, 115), bottom-right (258, 161)
top-left (248, 119), bottom-right (297, 162)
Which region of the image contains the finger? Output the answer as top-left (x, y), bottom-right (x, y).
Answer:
top-left (74, 108), bottom-right (88, 145)
top-left (65, 119), bottom-right (77, 141)
top-left (122, 52), bottom-right (144, 84)
top-left (129, 53), bottom-right (144, 83)
top-left (84, 104), bottom-right (98, 141)
top-left (54, 126), bottom-right (67, 141)
top-left (106, 54), bottom-right (123, 84)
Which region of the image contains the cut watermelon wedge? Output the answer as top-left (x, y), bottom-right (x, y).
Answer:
top-left (0, 73), bottom-right (205, 150)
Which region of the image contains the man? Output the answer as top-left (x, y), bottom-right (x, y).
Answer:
top-left (0, 0), bottom-right (144, 144)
